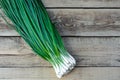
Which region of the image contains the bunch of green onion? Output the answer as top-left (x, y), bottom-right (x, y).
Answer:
top-left (0, 0), bottom-right (76, 78)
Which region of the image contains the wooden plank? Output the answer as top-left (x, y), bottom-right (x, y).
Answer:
top-left (0, 37), bottom-right (120, 67)
top-left (0, 67), bottom-right (120, 80)
top-left (1, 9), bottom-right (120, 36)
top-left (0, 37), bottom-right (32, 54)
top-left (41, 0), bottom-right (120, 7)
top-left (0, 0), bottom-right (119, 8)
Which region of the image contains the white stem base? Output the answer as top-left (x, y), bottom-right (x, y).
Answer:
top-left (53, 54), bottom-right (76, 78)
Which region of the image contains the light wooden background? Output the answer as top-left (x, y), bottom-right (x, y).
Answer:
top-left (0, 0), bottom-right (120, 80)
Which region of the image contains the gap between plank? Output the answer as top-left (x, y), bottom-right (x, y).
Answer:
top-left (46, 7), bottom-right (120, 9)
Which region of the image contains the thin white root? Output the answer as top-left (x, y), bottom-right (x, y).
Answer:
top-left (53, 54), bottom-right (76, 78)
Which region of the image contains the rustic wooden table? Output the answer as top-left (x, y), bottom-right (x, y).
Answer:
top-left (0, 0), bottom-right (120, 80)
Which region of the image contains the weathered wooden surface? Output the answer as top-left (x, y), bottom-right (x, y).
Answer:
top-left (0, 0), bottom-right (120, 80)
top-left (1, 9), bottom-right (120, 36)
top-left (0, 37), bottom-right (120, 67)
top-left (0, 67), bottom-right (120, 80)
top-left (41, 0), bottom-right (120, 7)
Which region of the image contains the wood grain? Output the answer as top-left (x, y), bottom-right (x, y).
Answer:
top-left (0, 67), bottom-right (120, 80)
top-left (0, 37), bottom-right (120, 67)
top-left (0, 0), bottom-right (120, 80)
top-left (41, 0), bottom-right (120, 7)
top-left (1, 9), bottom-right (120, 36)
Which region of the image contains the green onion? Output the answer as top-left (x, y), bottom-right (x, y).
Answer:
top-left (0, 0), bottom-right (76, 78)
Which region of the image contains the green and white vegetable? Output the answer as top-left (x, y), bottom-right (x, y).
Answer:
top-left (0, 0), bottom-right (76, 78)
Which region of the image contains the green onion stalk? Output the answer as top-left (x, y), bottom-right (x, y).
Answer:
top-left (0, 0), bottom-right (76, 78)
